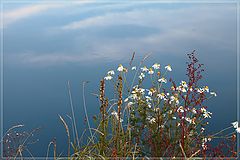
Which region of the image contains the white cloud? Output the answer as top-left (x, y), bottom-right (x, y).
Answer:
top-left (7, 4), bottom-right (237, 66)
top-left (13, 52), bottom-right (120, 67)
top-left (3, 1), bottom-right (93, 26)
top-left (60, 4), bottom-right (236, 55)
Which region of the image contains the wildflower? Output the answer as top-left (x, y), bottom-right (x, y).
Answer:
top-left (189, 86), bottom-right (193, 92)
top-left (180, 81), bottom-right (188, 88)
top-left (148, 68), bottom-right (154, 74)
top-left (149, 118), bottom-right (156, 124)
top-left (152, 63), bottom-right (160, 69)
top-left (107, 70), bottom-right (115, 75)
top-left (203, 111), bottom-right (212, 118)
top-left (141, 66), bottom-right (148, 72)
top-left (170, 96), bottom-right (179, 104)
top-left (157, 93), bottom-right (165, 99)
top-left (197, 88), bottom-right (205, 93)
top-left (185, 117), bottom-right (192, 123)
top-left (236, 128), bottom-right (240, 133)
top-left (147, 90), bottom-right (153, 96)
top-left (210, 92), bottom-right (217, 97)
top-left (104, 75), bottom-right (113, 80)
top-left (131, 94), bottom-right (138, 100)
top-left (117, 64), bottom-right (124, 72)
top-left (158, 77), bottom-right (167, 83)
top-left (232, 121), bottom-right (238, 129)
top-left (165, 64), bottom-right (172, 71)
top-left (177, 86), bottom-right (187, 92)
top-left (131, 66), bottom-right (137, 70)
top-left (177, 106), bottom-right (184, 113)
top-left (147, 103), bottom-right (152, 108)
top-left (204, 86), bottom-right (209, 92)
top-left (192, 108), bottom-right (197, 114)
top-left (111, 111), bottom-right (123, 122)
top-left (139, 73), bottom-right (145, 80)
top-left (200, 107), bottom-right (207, 113)
top-left (202, 138), bottom-right (208, 150)
top-left (145, 96), bottom-right (152, 101)
top-left (171, 86), bottom-right (176, 91)
top-left (208, 137), bottom-right (212, 142)
top-left (138, 88), bottom-right (145, 94)
top-left (111, 111), bottom-right (117, 116)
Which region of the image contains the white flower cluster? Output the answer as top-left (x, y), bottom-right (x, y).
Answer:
top-left (232, 121), bottom-right (240, 133)
top-left (111, 111), bottom-right (123, 123)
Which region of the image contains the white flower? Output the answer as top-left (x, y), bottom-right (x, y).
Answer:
top-left (158, 77), bottom-right (167, 83)
top-left (197, 88), bottom-right (205, 93)
top-left (152, 63), bottom-right (160, 69)
top-left (185, 117), bottom-right (192, 123)
top-left (111, 111), bottom-right (123, 122)
top-left (192, 108), bottom-right (197, 114)
top-left (170, 96), bottom-right (179, 105)
top-left (139, 73), bottom-right (145, 80)
top-left (147, 103), bottom-right (152, 108)
top-left (117, 64), bottom-right (124, 72)
top-left (200, 107), bottom-right (207, 113)
top-left (170, 96), bottom-right (175, 101)
top-left (165, 64), bottom-right (172, 71)
top-left (203, 111), bottom-right (212, 118)
top-left (149, 118), bottom-right (156, 124)
top-left (131, 94), bottom-right (138, 100)
top-left (157, 93), bottom-right (165, 99)
top-left (177, 106), bottom-right (184, 113)
top-left (107, 70), bottom-right (115, 75)
top-left (147, 90), bottom-right (153, 96)
top-left (180, 81), bottom-right (188, 88)
top-left (204, 86), bottom-right (209, 92)
top-left (147, 116), bottom-right (156, 124)
top-left (138, 88), bottom-right (145, 94)
top-left (148, 68), bottom-right (154, 75)
top-left (124, 98), bottom-right (129, 102)
top-left (104, 75), bottom-right (113, 80)
top-left (111, 111), bottom-right (117, 116)
top-left (145, 96), bottom-right (152, 101)
top-left (141, 66), bottom-right (148, 72)
top-left (131, 66), bottom-right (137, 70)
top-left (232, 121), bottom-right (238, 129)
top-left (210, 92), bottom-right (217, 97)
top-left (178, 86), bottom-right (187, 93)
top-left (236, 127), bottom-right (240, 133)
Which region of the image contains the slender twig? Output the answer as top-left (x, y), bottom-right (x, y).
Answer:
top-left (59, 115), bottom-right (71, 159)
top-left (82, 81), bottom-right (94, 142)
top-left (179, 140), bottom-right (187, 159)
top-left (67, 80), bottom-right (80, 147)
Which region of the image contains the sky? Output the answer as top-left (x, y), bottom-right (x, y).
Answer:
top-left (1, 1), bottom-right (239, 157)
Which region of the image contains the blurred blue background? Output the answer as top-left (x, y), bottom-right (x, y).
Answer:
top-left (1, 1), bottom-right (238, 157)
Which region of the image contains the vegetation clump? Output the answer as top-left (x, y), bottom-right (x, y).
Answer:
top-left (2, 51), bottom-right (239, 159)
